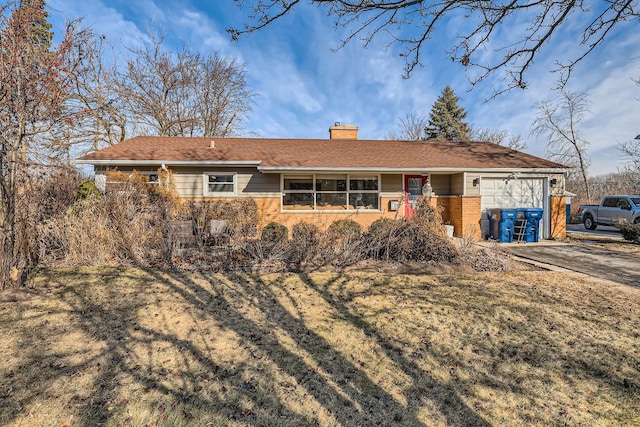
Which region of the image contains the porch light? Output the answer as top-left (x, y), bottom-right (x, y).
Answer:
top-left (550, 179), bottom-right (557, 186)
top-left (472, 178), bottom-right (480, 187)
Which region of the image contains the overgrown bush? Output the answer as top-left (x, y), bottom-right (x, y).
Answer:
top-left (34, 174), bottom-right (507, 273)
top-left (362, 202), bottom-right (460, 264)
top-left (326, 219), bottom-right (362, 240)
top-left (318, 219), bottom-right (365, 267)
top-left (75, 179), bottom-right (102, 201)
top-left (615, 223), bottom-right (640, 243)
top-left (38, 171), bottom-right (180, 267)
top-left (261, 222), bottom-right (289, 244)
top-left (393, 220), bottom-right (460, 263)
top-left (290, 222), bottom-right (321, 267)
top-left (24, 166), bottom-right (83, 269)
top-left (363, 218), bottom-right (403, 260)
top-left (183, 199), bottom-right (259, 239)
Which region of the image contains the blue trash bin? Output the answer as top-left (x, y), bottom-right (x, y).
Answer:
top-left (517, 208), bottom-right (543, 242)
top-left (489, 208), bottom-right (517, 242)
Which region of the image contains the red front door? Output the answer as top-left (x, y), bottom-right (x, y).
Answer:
top-left (404, 175), bottom-right (427, 218)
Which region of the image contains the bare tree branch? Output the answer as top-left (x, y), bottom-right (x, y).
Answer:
top-left (532, 90), bottom-right (592, 201)
top-left (120, 28), bottom-right (254, 138)
top-left (229, 0), bottom-right (639, 94)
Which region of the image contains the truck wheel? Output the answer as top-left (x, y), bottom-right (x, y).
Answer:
top-left (584, 215), bottom-right (597, 230)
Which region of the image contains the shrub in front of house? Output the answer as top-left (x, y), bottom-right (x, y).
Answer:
top-left (361, 204), bottom-right (459, 264)
top-left (363, 218), bottom-right (403, 260)
top-left (75, 179), bottom-right (102, 201)
top-left (318, 219), bottom-right (365, 267)
top-left (183, 199), bottom-right (259, 240)
top-left (615, 223), bottom-right (640, 243)
top-left (393, 220), bottom-right (460, 264)
top-left (261, 222), bottom-right (289, 244)
top-left (326, 219), bottom-right (362, 240)
top-left (289, 222), bottom-right (321, 267)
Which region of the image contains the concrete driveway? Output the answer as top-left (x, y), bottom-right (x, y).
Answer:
top-left (505, 242), bottom-right (640, 286)
top-left (566, 223), bottom-right (623, 240)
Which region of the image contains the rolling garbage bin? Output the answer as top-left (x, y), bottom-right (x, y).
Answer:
top-left (516, 208), bottom-right (543, 243)
top-left (489, 208), bottom-right (517, 243)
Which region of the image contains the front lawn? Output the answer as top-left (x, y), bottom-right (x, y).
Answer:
top-left (1, 268), bottom-right (638, 426)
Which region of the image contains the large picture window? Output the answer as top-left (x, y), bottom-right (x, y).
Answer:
top-left (204, 173), bottom-right (236, 196)
top-left (282, 174), bottom-right (380, 211)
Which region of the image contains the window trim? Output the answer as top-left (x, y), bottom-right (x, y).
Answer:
top-left (281, 173), bottom-right (381, 212)
top-left (203, 172), bottom-right (237, 197)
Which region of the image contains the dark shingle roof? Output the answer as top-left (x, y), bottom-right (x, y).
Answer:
top-left (77, 136), bottom-right (567, 171)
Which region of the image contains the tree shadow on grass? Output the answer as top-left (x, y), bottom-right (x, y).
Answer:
top-left (1, 268), bottom-right (514, 426)
top-left (4, 268), bottom-right (636, 425)
top-left (293, 272), bottom-right (492, 426)
top-left (0, 269), bottom-right (315, 426)
top-left (67, 270), bottom-right (321, 426)
top-left (197, 271), bottom-right (491, 425)
top-left (300, 272), bottom-right (640, 425)
top-left (152, 270), bottom-right (438, 426)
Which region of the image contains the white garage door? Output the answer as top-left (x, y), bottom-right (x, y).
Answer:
top-left (480, 178), bottom-right (546, 238)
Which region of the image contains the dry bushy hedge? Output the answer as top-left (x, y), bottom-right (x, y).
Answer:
top-left (35, 174), bottom-right (509, 272)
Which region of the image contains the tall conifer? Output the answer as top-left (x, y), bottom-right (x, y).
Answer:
top-left (424, 86), bottom-right (470, 140)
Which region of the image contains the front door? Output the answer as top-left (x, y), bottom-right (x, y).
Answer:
top-left (404, 175), bottom-right (427, 218)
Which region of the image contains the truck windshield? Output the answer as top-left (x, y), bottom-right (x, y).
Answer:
top-left (632, 197), bottom-right (640, 206)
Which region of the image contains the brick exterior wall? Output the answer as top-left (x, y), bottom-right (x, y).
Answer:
top-left (549, 195), bottom-right (567, 239)
top-left (203, 194), bottom-right (567, 241)
top-left (201, 197), bottom-right (402, 232)
top-left (432, 196), bottom-right (482, 238)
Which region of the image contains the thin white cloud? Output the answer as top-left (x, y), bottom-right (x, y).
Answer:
top-left (175, 9), bottom-right (239, 57)
top-left (49, 0), bottom-right (147, 49)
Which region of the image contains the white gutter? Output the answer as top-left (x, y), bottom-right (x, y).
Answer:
top-left (257, 166), bottom-right (569, 173)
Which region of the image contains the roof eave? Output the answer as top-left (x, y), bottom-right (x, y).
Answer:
top-left (257, 166), bottom-right (569, 173)
top-left (75, 159), bottom-right (262, 167)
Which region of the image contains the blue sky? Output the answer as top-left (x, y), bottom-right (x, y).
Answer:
top-left (48, 0), bottom-right (640, 175)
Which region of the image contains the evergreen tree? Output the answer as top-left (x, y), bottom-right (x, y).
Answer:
top-left (424, 86), bottom-right (471, 140)
top-left (24, 0), bottom-right (53, 48)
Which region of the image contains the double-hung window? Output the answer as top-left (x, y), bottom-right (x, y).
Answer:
top-left (282, 174), bottom-right (380, 210)
top-left (204, 173), bottom-right (236, 196)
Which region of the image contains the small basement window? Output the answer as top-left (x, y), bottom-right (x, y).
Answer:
top-left (204, 173), bottom-right (236, 196)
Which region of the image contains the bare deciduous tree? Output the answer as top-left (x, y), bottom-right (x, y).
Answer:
top-left (471, 128), bottom-right (527, 151)
top-left (229, 0), bottom-right (638, 94)
top-left (120, 30), bottom-right (253, 138)
top-left (50, 34), bottom-right (127, 158)
top-left (0, 0), bottom-right (89, 288)
top-left (387, 112), bottom-right (429, 140)
top-left (586, 170), bottom-right (640, 203)
top-left (619, 134), bottom-right (640, 171)
top-left (532, 91), bottom-right (592, 202)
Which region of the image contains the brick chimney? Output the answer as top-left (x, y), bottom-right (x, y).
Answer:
top-left (329, 122), bottom-right (358, 139)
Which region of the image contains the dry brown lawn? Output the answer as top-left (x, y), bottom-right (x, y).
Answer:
top-left (567, 234), bottom-right (640, 256)
top-left (0, 268), bottom-right (639, 426)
